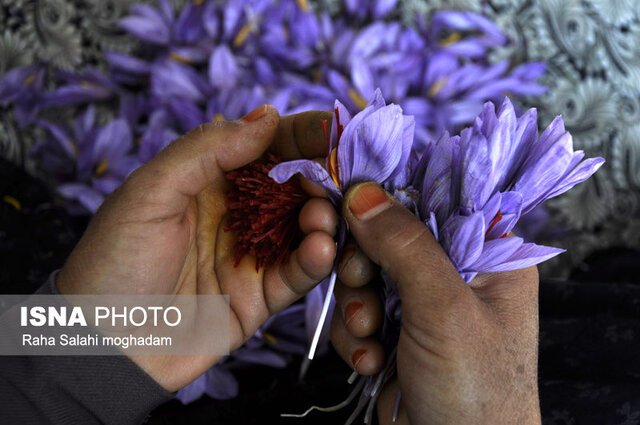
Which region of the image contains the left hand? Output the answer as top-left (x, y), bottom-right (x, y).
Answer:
top-left (57, 106), bottom-right (338, 391)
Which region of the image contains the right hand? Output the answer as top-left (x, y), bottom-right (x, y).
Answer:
top-left (331, 182), bottom-right (541, 425)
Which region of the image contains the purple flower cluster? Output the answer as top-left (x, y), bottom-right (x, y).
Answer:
top-left (0, 0), bottom-right (551, 408)
top-left (272, 90), bottom-right (603, 423)
top-left (1, 0), bottom-right (545, 214)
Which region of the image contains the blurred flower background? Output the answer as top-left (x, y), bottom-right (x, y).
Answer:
top-left (1, 0), bottom-right (639, 423)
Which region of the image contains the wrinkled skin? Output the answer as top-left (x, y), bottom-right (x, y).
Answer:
top-left (332, 182), bottom-right (541, 425)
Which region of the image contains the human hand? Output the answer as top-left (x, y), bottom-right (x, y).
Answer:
top-left (331, 182), bottom-right (541, 424)
top-left (56, 106), bottom-right (338, 392)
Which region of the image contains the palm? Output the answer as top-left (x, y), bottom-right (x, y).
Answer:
top-left (57, 110), bottom-right (336, 391)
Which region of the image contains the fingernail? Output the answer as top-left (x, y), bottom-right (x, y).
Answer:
top-left (241, 104), bottom-right (270, 123)
top-left (344, 301), bottom-right (363, 326)
top-left (348, 183), bottom-right (391, 221)
top-left (352, 348), bottom-right (367, 369)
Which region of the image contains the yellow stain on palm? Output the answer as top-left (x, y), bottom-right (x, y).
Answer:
top-left (23, 74), bottom-right (36, 86)
top-left (263, 332), bottom-right (278, 346)
top-left (296, 0), bottom-right (310, 12)
top-left (348, 88), bottom-right (367, 109)
top-left (213, 113), bottom-right (225, 122)
top-left (440, 32), bottom-right (462, 46)
top-left (170, 51), bottom-right (191, 64)
top-left (95, 159), bottom-right (109, 177)
top-left (428, 77), bottom-right (448, 97)
top-left (3, 195), bottom-right (21, 211)
top-left (233, 23), bottom-right (253, 48)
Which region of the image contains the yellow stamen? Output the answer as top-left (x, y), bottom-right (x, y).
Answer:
top-left (95, 159), bottom-right (109, 176)
top-left (440, 32), bottom-right (462, 46)
top-left (428, 77), bottom-right (448, 97)
top-left (348, 88), bottom-right (367, 110)
top-left (233, 23), bottom-right (253, 48)
top-left (23, 74), bottom-right (36, 87)
top-left (263, 332), bottom-right (277, 346)
top-left (169, 51), bottom-right (191, 64)
top-left (296, 0), bottom-right (310, 12)
top-left (328, 148), bottom-right (340, 188)
top-left (3, 195), bottom-right (21, 211)
top-left (193, 0), bottom-right (204, 5)
top-left (213, 113), bottom-right (225, 122)
top-left (312, 67), bottom-right (322, 82)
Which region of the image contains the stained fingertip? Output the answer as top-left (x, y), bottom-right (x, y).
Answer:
top-left (299, 198), bottom-right (338, 236)
top-left (330, 310), bottom-right (385, 376)
top-left (352, 344), bottom-right (385, 375)
top-left (338, 244), bottom-right (377, 288)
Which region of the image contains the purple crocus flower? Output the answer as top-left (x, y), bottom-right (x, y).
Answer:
top-left (270, 89), bottom-right (415, 359)
top-left (270, 89), bottom-right (415, 202)
top-left (35, 109), bottom-right (140, 213)
top-left (43, 69), bottom-right (116, 107)
top-left (427, 10), bottom-right (507, 58)
top-left (415, 97), bottom-right (605, 281)
top-left (0, 65), bottom-right (46, 127)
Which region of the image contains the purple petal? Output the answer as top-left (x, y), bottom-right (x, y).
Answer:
top-left (93, 176), bottom-right (123, 195)
top-left (543, 156), bottom-right (605, 200)
top-left (269, 160), bottom-right (341, 201)
top-left (486, 191), bottom-right (523, 239)
top-left (119, 7), bottom-right (170, 45)
top-left (442, 212), bottom-right (485, 270)
top-left (351, 58), bottom-right (375, 101)
top-left (341, 104), bottom-right (405, 187)
top-left (374, 0), bottom-right (398, 18)
top-left (209, 45), bottom-right (239, 89)
top-left (58, 183), bottom-right (104, 213)
top-left (37, 120), bottom-right (76, 159)
top-left (203, 2), bottom-right (219, 37)
top-left (151, 60), bottom-right (204, 101)
top-left (204, 367), bottom-right (239, 400)
top-left (105, 51), bottom-right (150, 75)
top-left (469, 237), bottom-right (524, 271)
top-left (483, 243), bottom-right (565, 273)
top-left (176, 373), bottom-right (207, 404)
top-left (93, 119), bottom-right (132, 163)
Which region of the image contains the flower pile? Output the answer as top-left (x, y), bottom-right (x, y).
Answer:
top-left (1, 0), bottom-right (554, 414)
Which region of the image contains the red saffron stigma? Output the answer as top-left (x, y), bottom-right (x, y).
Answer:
top-left (224, 155), bottom-right (308, 271)
top-left (486, 210), bottom-right (503, 237)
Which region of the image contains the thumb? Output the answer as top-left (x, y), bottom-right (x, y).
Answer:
top-left (343, 182), bottom-right (470, 317)
top-left (131, 105), bottom-right (279, 205)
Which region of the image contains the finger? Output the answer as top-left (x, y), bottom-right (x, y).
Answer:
top-left (271, 111), bottom-right (332, 160)
top-left (334, 280), bottom-right (383, 338)
top-left (342, 182), bottom-right (471, 318)
top-left (299, 198), bottom-right (338, 236)
top-left (338, 239), bottom-right (378, 288)
top-left (261, 230), bottom-right (336, 314)
top-left (377, 380), bottom-right (409, 425)
top-left (215, 226), bottom-right (335, 339)
top-left (330, 309), bottom-right (385, 376)
top-left (128, 105), bottom-right (279, 210)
